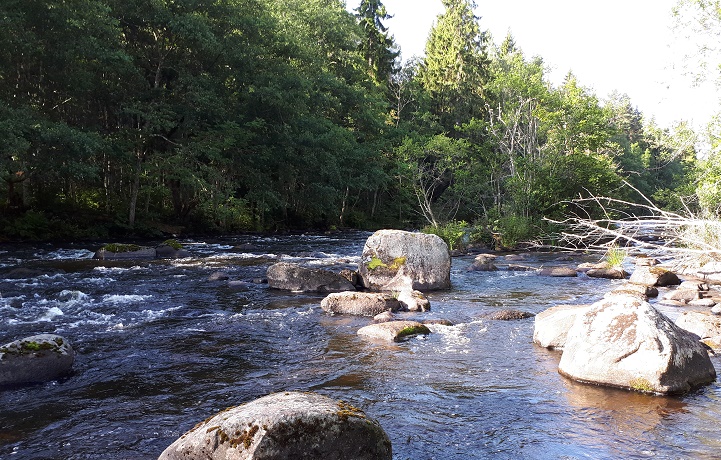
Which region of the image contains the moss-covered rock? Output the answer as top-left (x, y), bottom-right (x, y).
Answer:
top-left (358, 230), bottom-right (450, 291)
top-left (0, 334), bottom-right (75, 386)
top-left (158, 392), bottom-right (392, 460)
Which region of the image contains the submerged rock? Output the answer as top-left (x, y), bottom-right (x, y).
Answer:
top-left (357, 321), bottom-right (431, 342)
top-left (558, 295), bottom-right (716, 394)
top-left (158, 391), bottom-right (392, 460)
top-left (0, 334), bottom-right (75, 386)
top-left (358, 230), bottom-right (450, 291)
top-left (483, 309), bottom-right (535, 321)
top-left (267, 263), bottom-right (355, 293)
top-left (533, 304), bottom-right (591, 349)
top-left (321, 292), bottom-right (400, 317)
top-left (539, 267), bottom-right (578, 277)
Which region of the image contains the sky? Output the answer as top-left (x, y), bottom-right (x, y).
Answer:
top-left (353, 0), bottom-right (719, 131)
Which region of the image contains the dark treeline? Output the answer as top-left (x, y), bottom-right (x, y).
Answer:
top-left (0, 0), bottom-right (696, 242)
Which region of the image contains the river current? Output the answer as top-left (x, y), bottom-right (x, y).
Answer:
top-left (1, 232), bottom-right (720, 459)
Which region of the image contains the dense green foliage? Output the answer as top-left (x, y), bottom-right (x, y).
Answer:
top-left (0, 0), bottom-right (703, 242)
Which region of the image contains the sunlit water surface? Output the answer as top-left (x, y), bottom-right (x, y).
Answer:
top-left (0, 232), bottom-right (719, 459)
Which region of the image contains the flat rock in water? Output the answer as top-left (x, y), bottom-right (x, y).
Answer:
top-left (321, 292), bottom-right (400, 317)
top-left (0, 334), bottom-right (75, 386)
top-left (605, 283), bottom-right (658, 301)
top-left (422, 319), bottom-right (454, 327)
top-left (483, 309), bottom-right (535, 320)
top-left (675, 311), bottom-right (721, 339)
top-left (506, 264), bottom-right (537, 272)
top-left (357, 320), bottom-right (430, 342)
top-left (663, 289), bottom-right (701, 303)
top-left (629, 266), bottom-right (681, 287)
top-left (577, 261), bottom-right (610, 273)
top-left (585, 268), bottom-right (628, 279)
top-left (267, 262), bottom-right (355, 293)
top-left (158, 391), bottom-right (392, 460)
top-left (533, 304), bottom-right (591, 349)
top-left (94, 246), bottom-right (156, 260)
top-left (558, 295), bottom-right (716, 394)
top-left (539, 267), bottom-right (578, 277)
top-left (358, 230), bottom-right (450, 291)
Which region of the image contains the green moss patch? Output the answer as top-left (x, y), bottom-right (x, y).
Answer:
top-left (629, 377), bottom-right (654, 393)
top-left (162, 239), bottom-right (183, 250)
top-left (396, 324), bottom-right (431, 339)
top-left (102, 243), bottom-right (142, 253)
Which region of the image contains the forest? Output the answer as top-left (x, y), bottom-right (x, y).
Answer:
top-left (1, 0), bottom-right (719, 244)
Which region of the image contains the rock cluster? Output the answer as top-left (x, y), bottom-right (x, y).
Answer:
top-left (534, 260), bottom-right (719, 395)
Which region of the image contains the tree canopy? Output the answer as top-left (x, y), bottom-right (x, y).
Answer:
top-left (0, 0), bottom-right (704, 242)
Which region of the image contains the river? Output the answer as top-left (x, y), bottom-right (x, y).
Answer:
top-left (1, 232), bottom-right (720, 459)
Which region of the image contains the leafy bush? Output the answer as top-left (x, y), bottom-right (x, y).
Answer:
top-left (493, 216), bottom-right (536, 249)
top-left (422, 221), bottom-right (469, 251)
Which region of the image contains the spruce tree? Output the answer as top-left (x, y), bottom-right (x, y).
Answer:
top-left (419, 0), bottom-right (489, 131)
top-left (355, 0), bottom-right (399, 84)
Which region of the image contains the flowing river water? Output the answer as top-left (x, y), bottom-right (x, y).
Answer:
top-left (1, 232), bottom-right (720, 459)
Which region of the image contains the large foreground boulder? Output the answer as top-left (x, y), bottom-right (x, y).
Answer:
top-left (0, 334), bottom-right (75, 386)
top-left (321, 292), bottom-right (400, 316)
top-left (533, 304), bottom-right (591, 349)
top-left (358, 230), bottom-right (450, 291)
top-left (558, 295), bottom-right (716, 394)
top-left (267, 263), bottom-right (355, 293)
top-left (159, 392), bottom-right (392, 460)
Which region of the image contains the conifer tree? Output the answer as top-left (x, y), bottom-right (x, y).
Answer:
top-left (355, 0), bottom-right (399, 84)
top-left (419, 0), bottom-right (489, 131)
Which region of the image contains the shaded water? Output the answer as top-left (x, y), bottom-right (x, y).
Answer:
top-left (0, 232), bottom-right (719, 459)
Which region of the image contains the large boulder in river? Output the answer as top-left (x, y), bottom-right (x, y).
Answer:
top-left (267, 263), bottom-right (355, 293)
top-left (533, 304), bottom-right (592, 349)
top-left (0, 334), bottom-right (75, 386)
top-left (321, 292), bottom-right (400, 316)
top-left (558, 295), bottom-right (716, 394)
top-left (358, 230), bottom-right (450, 291)
top-left (158, 391), bottom-right (392, 460)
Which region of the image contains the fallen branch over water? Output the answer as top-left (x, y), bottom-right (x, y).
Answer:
top-left (543, 182), bottom-right (721, 260)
